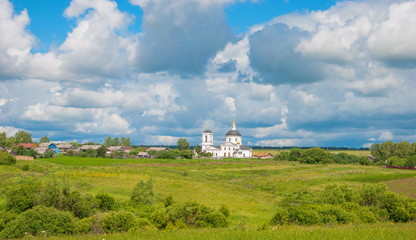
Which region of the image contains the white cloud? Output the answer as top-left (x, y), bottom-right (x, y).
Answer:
top-left (224, 97), bottom-right (236, 113)
top-left (0, 126), bottom-right (21, 136)
top-left (0, 0), bottom-right (34, 79)
top-left (368, 1), bottom-right (416, 65)
top-left (255, 138), bottom-right (298, 147)
top-left (379, 131), bottom-right (394, 141)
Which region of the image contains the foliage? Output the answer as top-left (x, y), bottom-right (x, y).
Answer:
top-left (371, 141), bottom-right (416, 164)
top-left (0, 206), bottom-right (79, 239)
top-left (131, 178), bottom-right (155, 205)
top-left (330, 153), bottom-right (361, 164)
top-left (96, 146), bottom-right (107, 158)
top-left (96, 193), bottom-right (116, 211)
top-left (39, 136), bottom-right (50, 143)
top-left (177, 138), bottom-right (190, 150)
top-left (0, 132), bottom-right (6, 148)
top-left (154, 202), bottom-right (228, 229)
top-left (194, 145), bottom-right (202, 154)
top-left (300, 148), bottom-right (332, 164)
top-left (14, 130), bottom-right (32, 144)
top-left (0, 151), bottom-right (16, 165)
top-left (102, 211), bottom-right (138, 233)
top-left (5, 178), bottom-right (39, 212)
top-left (271, 183), bottom-right (416, 226)
top-left (22, 164), bottom-right (30, 171)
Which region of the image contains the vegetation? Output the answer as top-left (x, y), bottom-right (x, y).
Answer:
top-left (103, 136), bottom-right (131, 147)
top-left (0, 147), bottom-right (415, 239)
top-left (371, 141), bottom-right (416, 167)
top-left (0, 151), bottom-right (16, 165)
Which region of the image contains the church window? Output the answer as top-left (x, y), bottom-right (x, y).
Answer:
top-left (205, 136), bottom-right (207, 142)
top-left (229, 138), bottom-right (231, 142)
top-left (235, 138), bottom-right (237, 141)
top-left (243, 154), bottom-right (245, 157)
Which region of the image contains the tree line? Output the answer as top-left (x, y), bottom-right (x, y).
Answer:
top-left (370, 141), bottom-right (416, 168)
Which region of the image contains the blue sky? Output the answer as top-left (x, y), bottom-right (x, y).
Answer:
top-left (1, 0), bottom-right (416, 147)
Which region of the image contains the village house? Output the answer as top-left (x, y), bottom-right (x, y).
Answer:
top-left (252, 152), bottom-right (274, 159)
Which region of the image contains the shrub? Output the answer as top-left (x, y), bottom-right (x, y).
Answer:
top-left (21, 164), bottom-right (30, 171)
top-left (131, 178), bottom-right (155, 206)
top-left (300, 148), bottom-right (332, 164)
top-left (59, 189), bottom-right (97, 218)
top-left (96, 193), bottom-right (116, 211)
top-left (0, 151), bottom-right (16, 165)
top-left (0, 211), bottom-right (17, 232)
top-left (0, 206), bottom-right (79, 239)
top-left (330, 153), bottom-right (360, 164)
top-left (5, 178), bottom-right (39, 212)
top-left (219, 204), bottom-right (230, 217)
top-left (102, 211), bottom-right (138, 233)
top-left (164, 202), bottom-right (228, 228)
top-left (320, 184), bottom-right (355, 205)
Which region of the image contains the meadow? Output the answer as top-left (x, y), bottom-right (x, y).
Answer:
top-left (1, 153), bottom-right (415, 239)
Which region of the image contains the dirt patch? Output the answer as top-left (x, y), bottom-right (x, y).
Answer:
top-left (385, 177), bottom-right (416, 199)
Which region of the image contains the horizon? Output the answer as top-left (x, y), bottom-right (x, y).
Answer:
top-left (1, 0), bottom-right (416, 148)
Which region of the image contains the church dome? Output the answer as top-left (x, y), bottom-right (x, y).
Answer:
top-left (225, 129), bottom-right (241, 136)
top-left (203, 129), bottom-right (212, 133)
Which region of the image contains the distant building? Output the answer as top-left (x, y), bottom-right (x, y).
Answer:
top-left (18, 143), bottom-right (38, 149)
top-left (252, 152), bottom-right (274, 159)
top-left (202, 121), bottom-right (252, 158)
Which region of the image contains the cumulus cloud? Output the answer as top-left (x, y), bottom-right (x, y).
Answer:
top-left (368, 1), bottom-right (416, 67)
top-left (0, 0), bottom-right (34, 79)
top-left (131, 0), bottom-right (232, 74)
top-left (379, 131), bottom-right (394, 141)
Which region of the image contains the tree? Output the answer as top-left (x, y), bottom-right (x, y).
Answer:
top-left (104, 136), bottom-right (112, 147)
top-left (0, 132), bottom-right (6, 147)
top-left (5, 136), bottom-right (16, 148)
top-left (121, 137), bottom-right (131, 146)
top-left (39, 136), bottom-right (50, 143)
top-left (15, 130), bottom-right (32, 143)
top-left (194, 145), bottom-right (202, 154)
top-left (300, 148), bottom-right (332, 164)
top-left (131, 179), bottom-right (155, 205)
top-left (177, 138), bottom-right (190, 150)
top-left (96, 146), bottom-right (107, 158)
top-left (112, 137), bottom-right (120, 146)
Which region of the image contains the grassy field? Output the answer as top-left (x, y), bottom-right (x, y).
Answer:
top-left (45, 223), bottom-right (416, 240)
top-left (1, 155), bottom-right (415, 239)
top-left (252, 149), bottom-right (370, 157)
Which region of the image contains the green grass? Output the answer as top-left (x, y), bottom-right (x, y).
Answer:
top-left (1, 155), bottom-right (416, 239)
top-left (37, 223), bottom-right (416, 240)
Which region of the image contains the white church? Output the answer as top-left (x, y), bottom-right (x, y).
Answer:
top-left (202, 121), bottom-right (252, 158)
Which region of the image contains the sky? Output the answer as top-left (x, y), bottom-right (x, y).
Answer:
top-left (1, 0), bottom-right (416, 148)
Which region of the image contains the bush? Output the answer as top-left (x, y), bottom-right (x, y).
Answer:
top-left (330, 153), bottom-right (360, 164)
top-left (102, 211), bottom-right (138, 233)
top-left (0, 211), bottom-right (17, 232)
top-left (131, 179), bottom-right (155, 206)
top-left (5, 179), bottom-right (39, 212)
top-left (0, 206), bottom-right (79, 239)
top-left (300, 148), bottom-right (332, 164)
top-left (96, 193), bottom-right (116, 211)
top-left (163, 202), bottom-right (228, 228)
top-left (320, 184), bottom-right (355, 205)
top-left (0, 151), bottom-right (16, 165)
top-left (21, 164), bottom-right (30, 171)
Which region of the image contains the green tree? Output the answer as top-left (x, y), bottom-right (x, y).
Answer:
top-left (39, 136), bottom-right (50, 143)
top-left (96, 146), bottom-right (107, 157)
top-left (112, 137), bottom-right (120, 146)
top-left (194, 145), bottom-right (202, 153)
top-left (131, 178), bottom-right (155, 205)
top-left (177, 138), bottom-right (190, 150)
top-left (300, 148), bottom-right (332, 164)
top-left (5, 136), bottom-right (16, 148)
top-left (121, 137), bottom-right (131, 146)
top-left (104, 136), bottom-right (112, 147)
top-left (289, 148), bottom-right (303, 161)
top-left (0, 132), bottom-right (6, 147)
top-left (14, 130), bottom-right (32, 143)
top-left (394, 141), bottom-right (411, 158)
